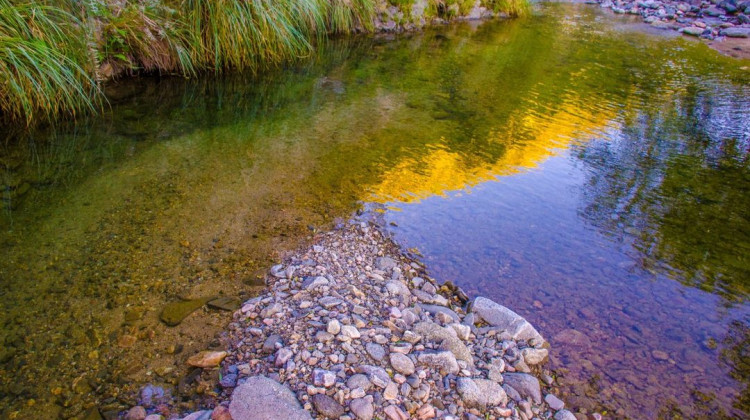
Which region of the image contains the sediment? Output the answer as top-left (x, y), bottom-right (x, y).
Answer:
top-left (122, 220), bottom-right (603, 420)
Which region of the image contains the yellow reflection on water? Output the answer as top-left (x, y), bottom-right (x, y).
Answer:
top-left (370, 98), bottom-right (619, 204)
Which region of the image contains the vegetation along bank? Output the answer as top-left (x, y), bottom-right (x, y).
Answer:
top-left (0, 0), bottom-right (528, 127)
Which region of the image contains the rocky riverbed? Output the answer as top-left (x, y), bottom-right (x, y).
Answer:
top-left (117, 220), bottom-right (602, 420)
top-left (593, 0), bottom-right (750, 40)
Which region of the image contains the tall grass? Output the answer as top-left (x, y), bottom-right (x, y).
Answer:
top-left (0, 0), bottom-right (99, 125)
top-left (1, 0), bottom-right (530, 127)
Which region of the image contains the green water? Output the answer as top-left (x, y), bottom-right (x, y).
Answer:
top-left (1, 3), bottom-right (748, 419)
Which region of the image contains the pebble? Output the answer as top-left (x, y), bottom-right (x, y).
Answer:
top-left (350, 396), bottom-right (374, 420)
top-left (327, 319), bottom-right (341, 335)
top-left (311, 394), bottom-right (345, 418)
top-left (164, 223), bottom-right (589, 420)
top-left (390, 353), bottom-right (416, 375)
top-left (545, 393), bottom-right (565, 411)
top-left (366, 343), bottom-right (386, 361)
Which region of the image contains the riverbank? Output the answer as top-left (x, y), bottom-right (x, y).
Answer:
top-left (592, 0), bottom-right (750, 58)
top-left (0, 0), bottom-right (527, 128)
top-left (117, 220), bottom-right (601, 420)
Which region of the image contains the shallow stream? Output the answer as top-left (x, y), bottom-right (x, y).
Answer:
top-left (1, 3), bottom-right (748, 419)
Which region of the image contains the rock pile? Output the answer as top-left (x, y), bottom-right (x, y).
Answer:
top-left (135, 220), bottom-right (598, 420)
top-left (594, 0), bottom-right (750, 39)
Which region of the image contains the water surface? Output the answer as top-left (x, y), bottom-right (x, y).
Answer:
top-left (1, 3), bottom-right (748, 419)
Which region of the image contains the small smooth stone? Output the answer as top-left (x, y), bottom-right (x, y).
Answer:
top-left (545, 393), bottom-right (565, 411)
top-left (383, 382), bottom-right (399, 400)
top-left (390, 353), bottom-right (416, 376)
top-left (350, 397), bottom-right (374, 420)
top-left (327, 319), bottom-right (341, 335)
top-left (347, 374), bottom-right (372, 391)
top-left (187, 351), bottom-right (227, 368)
top-left (340, 325), bottom-right (361, 339)
top-left (311, 394), bottom-right (345, 419)
top-left (366, 343), bottom-right (386, 361)
top-left (554, 410), bottom-right (577, 420)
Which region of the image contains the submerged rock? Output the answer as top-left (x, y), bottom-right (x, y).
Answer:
top-left (160, 298), bottom-right (212, 326)
top-left (503, 373), bottom-right (542, 404)
top-left (470, 297), bottom-right (545, 345)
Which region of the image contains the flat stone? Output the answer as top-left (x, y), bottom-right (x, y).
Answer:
top-left (366, 343), bottom-right (386, 361)
top-left (312, 393), bottom-right (345, 418)
top-left (180, 411), bottom-right (211, 420)
top-left (350, 397), bottom-right (374, 420)
top-left (470, 297), bottom-right (545, 344)
top-left (554, 410), bottom-right (577, 420)
top-left (417, 351), bottom-right (459, 374)
top-left (160, 298), bottom-right (211, 326)
top-left (553, 329), bottom-right (591, 349)
top-left (680, 26), bottom-right (705, 36)
top-left (356, 365), bottom-right (390, 388)
top-left (389, 353), bottom-right (415, 375)
top-left (207, 297), bottom-right (241, 311)
top-left (303, 276), bottom-right (329, 290)
top-left (545, 393), bottom-right (565, 411)
top-left (187, 351), bottom-right (227, 368)
top-left (340, 325), bottom-right (361, 339)
top-left (260, 302), bottom-right (283, 318)
top-left (413, 322), bottom-right (473, 365)
top-left (375, 257), bottom-right (398, 271)
top-left (521, 347), bottom-right (548, 365)
top-left (456, 378), bottom-right (508, 409)
top-left (503, 373), bottom-right (542, 404)
top-left (229, 376), bottom-right (311, 420)
top-left (347, 374), bottom-right (373, 391)
top-left (318, 297), bottom-right (343, 309)
top-left (384, 405), bottom-right (409, 420)
top-left (418, 304), bottom-right (460, 323)
top-left (385, 281), bottom-right (411, 298)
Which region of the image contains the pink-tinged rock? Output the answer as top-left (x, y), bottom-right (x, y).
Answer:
top-left (187, 351), bottom-right (227, 368)
top-left (384, 405), bottom-right (408, 420)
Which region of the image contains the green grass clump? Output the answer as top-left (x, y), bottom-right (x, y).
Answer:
top-left (482, 0), bottom-right (530, 17)
top-left (1, 0), bottom-right (530, 127)
top-left (0, 0), bottom-right (100, 125)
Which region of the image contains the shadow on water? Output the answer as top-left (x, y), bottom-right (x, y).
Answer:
top-left (0, 2), bottom-right (749, 419)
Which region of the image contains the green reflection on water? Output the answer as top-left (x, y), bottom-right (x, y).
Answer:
top-left (0, 3), bottom-right (748, 418)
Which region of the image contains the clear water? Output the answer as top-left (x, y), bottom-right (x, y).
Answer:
top-left (1, 3), bottom-right (748, 419)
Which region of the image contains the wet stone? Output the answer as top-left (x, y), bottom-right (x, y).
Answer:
top-left (159, 298), bottom-right (211, 326)
top-left (311, 393), bottom-right (345, 418)
top-left (207, 297), bottom-right (241, 311)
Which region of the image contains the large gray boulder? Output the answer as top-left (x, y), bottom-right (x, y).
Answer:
top-left (229, 376), bottom-right (312, 420)
top-left (470, 297), bottom-right (545, 345)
